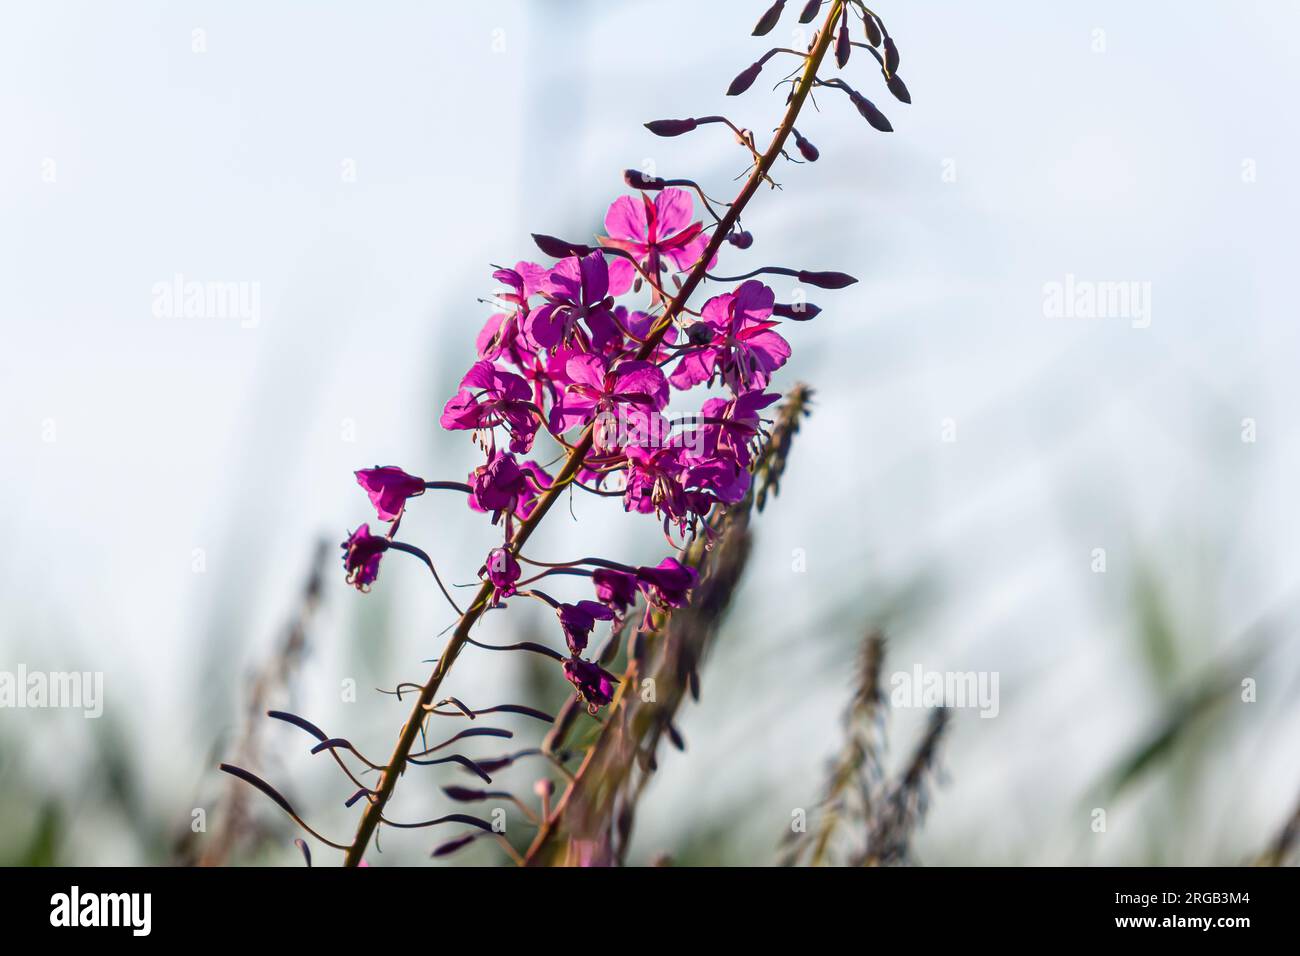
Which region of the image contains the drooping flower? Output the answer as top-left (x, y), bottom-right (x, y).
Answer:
top-left (480, 547), bottom-right (521, 600)
top-left (476, 262), bottom-right (549, 365)
top-left (440, 361), bottom-right (539, 453)
top-left (636, 557), bottom-right (698, 609)
top-left (355, 466), bottom-right (425, 523)
top-left (341, 524), bottom-right (390, 592)
top-left (552, 353), bottom-right (669, 450)
top-left (467, 449), bottom-right (530, 517)
top-left (563, 656), bottom-right (619, 712)
top-left (556, 600), bottom-right (615, 655)
top-left (600, 188), bottom-right (712, 287)
top-left (623, 444), bottom-right (691, 521)
top-left (593, 568), bottom-right (639, 616)
top-left (668, 280), bottom-right (790, 393)
top-left (526, 251), bottom-right (631, 352)
top-left (694, 389), bottom-right (780, 469)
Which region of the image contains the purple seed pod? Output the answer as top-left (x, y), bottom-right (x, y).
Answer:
top-left (864, 15), bottom-right (883, 47)
top-left (727, 61), bottom-right (763, 96)
top-left (792, 128), bottom-right (819, 161)
top-left (850, 91), bottom-right (893, 132)
top-left (644, 117), bottom-right (699, 137)
top-left (835, 18), bottom-right (851, 68)
top-left (752, 0), bottom-right (785, 36)
top-left (796, 269), bottom-right (857, 289)
top-left (886, 72), bottom-right (911, 104)
top-left (624, 168), bottom-right (666, 190)
top-left (798, 0), bottom-right (820, 25)
top-left (727, 229), bottom-right (754, 249)
top-left (773, 301), bottom-right (822, 321)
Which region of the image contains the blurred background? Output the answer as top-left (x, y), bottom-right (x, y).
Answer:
top-left (2, 0), bottom-right (1298, 866)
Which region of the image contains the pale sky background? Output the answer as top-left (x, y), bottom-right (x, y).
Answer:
top-left (2, 0), bottom-right (1298, 865)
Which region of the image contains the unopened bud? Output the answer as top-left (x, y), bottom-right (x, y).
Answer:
top-left (624, 168), bottom-right (666, 190)
top-left (850, 91), bottom-right (893, 132)
top-left (835, 21), bottom-right (851, 68)
top-left (792, 129), bottom-right (819, 162)
top-left (796, 270), bottom-right (857, 289)
top-left (532, 233), bottom-right (593, 258)
top-left (798, 0), bottom-right (820, 24)
top-left (727, 61), bottom-right (763, 97)
top-left (645, 118), bottom-right (698, 137)
top-left (773, 301), bottom-right (822, 321)
top-left (864, 15), bottom-right (882, 47)
top-left (727, 230), bottom-right (753, 249)
top-left (686, 322), bottom-right (714, 345)
top-left (884, 35), bottom-right (900, 74)
top-left (752, 0), bottom-right (785, 37)
top-left (886, 72), bottom-right (911, 104)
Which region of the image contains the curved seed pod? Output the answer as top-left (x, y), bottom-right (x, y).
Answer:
top-left (267, 710), bottom-right (328, 742)
top-left (727, 61), bottom-right (763, 97)
top-left (752, 0), bottom-right (785, 37)
top-left (799, 0), bottom-right (821, 25)
top-left (294, 838), bottom-right (312, 867)
top-left (644, 118), bottom-right (698, 137)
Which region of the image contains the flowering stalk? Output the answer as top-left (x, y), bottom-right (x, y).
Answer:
top-left (218, 0), bottom-right (911, 867)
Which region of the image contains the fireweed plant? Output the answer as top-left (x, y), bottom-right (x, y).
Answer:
top-left (220, 0), bottom-right (910, 866)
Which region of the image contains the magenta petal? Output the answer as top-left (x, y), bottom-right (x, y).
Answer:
top-left (604, 194), bottom-right (649, 243)
top-left (669, 350), bottom-right (714, 390)
top-left (653, 188), bottom-right (694, 236)
top-left (606, 256), bottom-right (635, 297)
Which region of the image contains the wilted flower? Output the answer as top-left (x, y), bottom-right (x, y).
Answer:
top-left (355, 466), bottom-right (425, 523)
top-left (557, 600), bottom-right (615, 655)
top-left (563, 656), bottom-right (619, 711)
top-left (341, 524), bottom-right (389, 592)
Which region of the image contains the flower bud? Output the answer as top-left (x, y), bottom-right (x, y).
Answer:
top-left (792, 128), bottom-right (819, 162)
top-left (532, 233), bottom-right (593, 258)
top-left (686, 321), bottom-right (714, 345)
top-left (796, 270), bottom-right (857, 289)
top-left (624, 168), bottom-right (666, 190)
top-left (727, 229), bottom-right (753, 249)
top-left (798, 0), bottom-right (820, 25)
top-left (727, 61), bottom-right (763, 97)
top-left (886, 72), bottom-right (911, 104)
top-left (752, 0), bottom-right (785, 36)
top-left (772, 301), bottom-right (822, 321)
top-left (645, 117), bottom-right (698, 137)
top-left (884, 35), bottom-right (900, 74)
top-left (835, 21), bottom-right (851, 68)
top-left (850, 91), bottom-right (893, 132)
top-left (864, 15), bottom-right (882, 47)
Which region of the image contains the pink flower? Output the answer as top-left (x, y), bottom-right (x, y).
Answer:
top-left (477, 262), bottom-right (549, 365)
top-left (525, 252), bottom-right (631, 352)
top-left (355, 466), bottom-right (425, 523)
top-left (668, 280), bottom-right (790, 393)
top-left (697, 390), bottom-right (780, 469)
top-left (552, 353), bottom-right (669, 450)
top-left (341, 524), bottom-right (389, 592)
top-left (440, 360), bottom-right (539, 454)
top-left (601, 188), bottom-right (712, 284)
